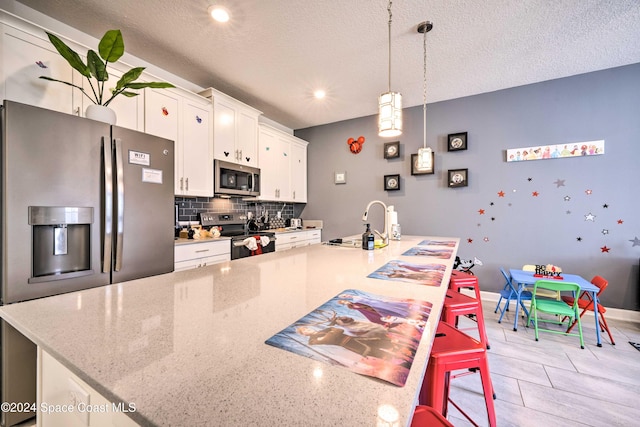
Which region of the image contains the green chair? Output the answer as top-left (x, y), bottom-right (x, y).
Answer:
top-left (527, 279), bottom-right (585, 349)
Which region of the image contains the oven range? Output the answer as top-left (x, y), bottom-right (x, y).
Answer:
top-left (198, 212), bottom-right (276, 259)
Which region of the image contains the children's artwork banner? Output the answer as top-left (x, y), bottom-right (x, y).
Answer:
top-left (367, 260), bottom-right (446, 286)
top-left (265, 289), bottom-right (433, 386)
top-left (506, 139), bottom-right (604, 162)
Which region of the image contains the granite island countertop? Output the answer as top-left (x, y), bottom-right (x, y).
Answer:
top-left (0, 235), bottom-right (458, 426)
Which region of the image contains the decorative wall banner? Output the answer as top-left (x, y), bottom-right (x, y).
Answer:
top-left (506, 139), bottom-right (604, 162)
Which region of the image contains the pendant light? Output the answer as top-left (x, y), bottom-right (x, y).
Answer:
top-left (378, 1), bottom-right (402, 137)
top-left (417, 21), bottom-right (433, 169)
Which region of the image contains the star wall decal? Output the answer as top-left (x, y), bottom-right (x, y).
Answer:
top-left (553, 179), bottom-right (565, 188)
top-left (602, 204), bottom-right (609, 208)
top-left (601, 229), bottom-right (609, 235)
top-left (508, 203), bottom-right (513, 207)
top-left (600, 246), bottom-right (610, 253)
top-left (617, 219), bottom-right (624, 224)
top-left (564, 196), bottom-right (571, 201)
top-left (584, 213), bottom-right (596, 221)
top-left (527, 178), bottom-right (532, 181)
top-left (566, 210), bottom-right (572, 214)
top-left (478, 209), bottom-right (485, 215)
top-left (467, 238), bottom-right (473, 243)
top-left (483, 237), bottom-right (490, 242)
top-left (491, 217), bottom-right (496, 221)
top-left (576, 237), bottom-right (582, 242)
top-left (498, 191), bottom-right (505, 197)
top-left (490, 202), bottom-right (494, 206)
top-left (585, 189), bottom-right (593, 195)
top-left (532, 191), bottom-right (539, 197)
top-left (630, 237), bottom-right (640, 247)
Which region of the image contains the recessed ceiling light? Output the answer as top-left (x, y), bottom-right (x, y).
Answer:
top-left (208, 5), bottom-right (230, 23)
top-left (313, 89), bottom-right (326, 99)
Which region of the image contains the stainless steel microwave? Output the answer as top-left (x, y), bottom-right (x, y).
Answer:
top-left (214, 160), bottom-right (260, 197)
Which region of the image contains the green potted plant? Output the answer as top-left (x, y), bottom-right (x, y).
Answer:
top-left (40, 29), bottom-right (175, 124)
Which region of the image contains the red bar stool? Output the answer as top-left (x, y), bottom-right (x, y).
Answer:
top-left (419, 322), bottom-right (497, 427)
top-left (442, 289), bottom-right (490, 350)
top-left (449, 270), bottom-right (482, 301)
top-left (410, 405), bottom-right (454, 427)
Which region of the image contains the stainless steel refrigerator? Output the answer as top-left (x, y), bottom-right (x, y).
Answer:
top-left (1, 100), bottom-right (175, 426)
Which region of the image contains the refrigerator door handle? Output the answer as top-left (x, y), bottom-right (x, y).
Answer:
top-left (102, 137), bottom-right (113, 273)
top-left (114, 138), bottom-right (125, 272)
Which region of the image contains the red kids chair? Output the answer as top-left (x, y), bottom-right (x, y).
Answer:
top-left (562, 275), bottom-right (615, 345)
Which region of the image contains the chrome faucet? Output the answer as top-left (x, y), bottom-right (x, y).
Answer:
top-left (362, 200), bottom-right (389, 247)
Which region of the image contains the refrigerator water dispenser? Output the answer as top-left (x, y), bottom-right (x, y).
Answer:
top-left (28, 206), bottom-right (94, 283)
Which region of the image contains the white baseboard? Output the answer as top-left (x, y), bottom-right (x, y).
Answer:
top-left (464, 290), bottom-right (640, 324)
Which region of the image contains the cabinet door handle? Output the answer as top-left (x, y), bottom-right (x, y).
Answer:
top-left (185, 177), bottom-right (189, 191)
top-left (195, 249), bottom-right (210, 253)
top-left (293, 191), bottom-right (296, 199)
top-left (180, 177), bottom-right (184, 190)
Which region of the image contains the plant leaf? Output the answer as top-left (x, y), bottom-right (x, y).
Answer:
top-left (39, 77), bottom-right (98, 104)
top-left (126, 82), bottom-right (176, 89)
top-left (98, 30), bottom-right (124, 63)
top-left (45, 32), bottom-right (91, 77)
top-left (87, 50), bottom-right (108, 81)
top-left (113, 67), bottom-right (145, 92)
top-left (39, 76), bottom-right (85, 90)
top-left (118, 91), bottom-right (140, 98)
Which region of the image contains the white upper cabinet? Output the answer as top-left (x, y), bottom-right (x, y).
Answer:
top-left (181, 98), bottom-right (213, 197)
top-left (290, 138), bottom-right (308, 203)
top-left (200, 88), bottom-right (261, 168)
top-left (0, 21), bottom-right (143, 131)
top-left (145, 87), bottom-right (213, 197)
top-left (258, 124), bottom-right (290, 201)
top-left (257, 124), bottom-right (308, 203)
top-left (0, 24), bottom-right (81, 115)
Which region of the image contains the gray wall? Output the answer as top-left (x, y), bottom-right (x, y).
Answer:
top-left (296, 63), bottom-right (640, 311)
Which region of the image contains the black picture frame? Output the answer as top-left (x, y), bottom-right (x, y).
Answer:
top-left (384, 174), bottom-right (401, 191)
top-left (447, 132), bottom-right (468, 152)
top-left (411, 153), bottom-right (435, 175)
top-left (448, 168), bottom-right (468, 187)
top-left (383, 141), bottom-right (400, 159)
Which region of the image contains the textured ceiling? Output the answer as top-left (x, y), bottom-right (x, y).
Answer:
top-left (10, 0), bottom-right (640, 130)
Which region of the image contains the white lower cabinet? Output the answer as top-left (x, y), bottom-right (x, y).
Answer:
top-left (306, 229), bottom-right (322, 245)
top-left (174, 240), bottom-right (230, 271)
top-left (275, 230), bottom-right (322, 252)
top-left (39, 349), bottom-right (138, 427)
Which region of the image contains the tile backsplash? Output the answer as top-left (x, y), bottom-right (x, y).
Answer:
top-left (175, 196), bottom-right (305, 225)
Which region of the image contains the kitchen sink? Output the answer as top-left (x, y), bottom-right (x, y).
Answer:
top-left (322, 238), bottom-right (360, 248)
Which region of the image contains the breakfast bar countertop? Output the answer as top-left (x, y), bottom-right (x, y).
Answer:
top-left (0, 235), bottom-right (458, 426)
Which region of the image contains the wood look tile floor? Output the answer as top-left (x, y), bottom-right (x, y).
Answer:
top-left (444, 299), bottom-right (640, 427)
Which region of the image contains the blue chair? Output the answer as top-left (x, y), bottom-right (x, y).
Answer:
top-left (494, 268), bottom-right (531, 324)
